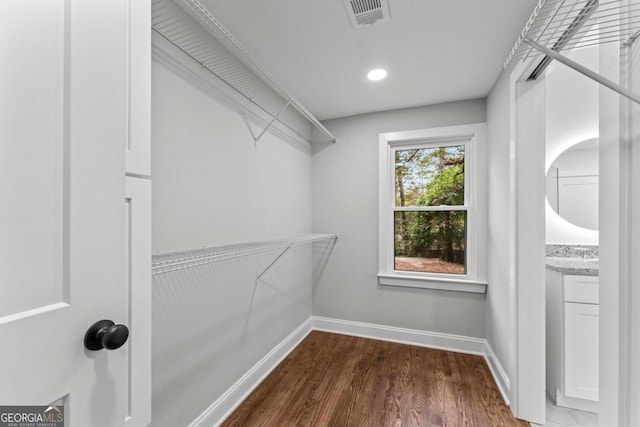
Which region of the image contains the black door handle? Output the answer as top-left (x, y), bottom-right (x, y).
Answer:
top-left (84, 320), bottom-right (129, 351)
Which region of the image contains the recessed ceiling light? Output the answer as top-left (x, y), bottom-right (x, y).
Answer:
top-left (367, 68), bottom-right (387, 81)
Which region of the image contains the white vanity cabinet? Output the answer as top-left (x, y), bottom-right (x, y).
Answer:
top-left (546, 269), bottom-right (599, 412)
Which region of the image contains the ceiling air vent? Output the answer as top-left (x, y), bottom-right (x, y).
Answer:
top-left (344, 0), bottom-right (390, 29)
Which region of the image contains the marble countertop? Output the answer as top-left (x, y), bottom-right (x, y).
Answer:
top-left (545, 257), bottom-right (599, 276)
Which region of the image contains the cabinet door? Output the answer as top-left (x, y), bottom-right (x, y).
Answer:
top-left (564, 302), bottom-right (599, 401)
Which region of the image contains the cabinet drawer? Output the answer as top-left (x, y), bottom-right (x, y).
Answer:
top-left (564, 275), bottom-right (599, 304)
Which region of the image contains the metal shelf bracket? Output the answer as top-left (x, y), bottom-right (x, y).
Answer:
top-left (255, 242), bottom-right (294, 283)
top-left (248, 100), bottom-right (292, 147)
top-left (152, 0), bottom-right (337, 150)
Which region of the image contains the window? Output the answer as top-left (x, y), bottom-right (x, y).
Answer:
top-left (394, 144), bottom-right (467, 274)
top-left (378, 124), bottom-right (487, 293)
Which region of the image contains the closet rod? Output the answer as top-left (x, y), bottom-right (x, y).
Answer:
top-left (152, 234), bottom-right (339, 275)
top-left (524, 37), bottom-right (640, 105)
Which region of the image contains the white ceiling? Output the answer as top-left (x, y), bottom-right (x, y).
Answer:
top-left (200, 0), bottom-right (538, 120)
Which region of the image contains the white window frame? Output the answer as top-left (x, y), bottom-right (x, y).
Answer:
top-left (378, 123), bottom-right (488, 293)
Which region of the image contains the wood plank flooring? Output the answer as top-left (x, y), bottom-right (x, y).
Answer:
top-left (222, 331), bottom-right (529, 427)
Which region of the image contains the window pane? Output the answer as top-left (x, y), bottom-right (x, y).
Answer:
top-left (394, 211), bottom-right (466, 274)
top-left (395, 145), bottom-right (465, 207)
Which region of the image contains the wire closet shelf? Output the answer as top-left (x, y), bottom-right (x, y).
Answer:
top-left (504, 0), bottom-right (640, 71)
top-left (152, 234), bottom-right (339, 275)
top-left (152, 0), bottom-right (336, 149)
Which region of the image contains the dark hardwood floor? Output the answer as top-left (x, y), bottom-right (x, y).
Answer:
top-left (222, 331), bottom-right (530, 427)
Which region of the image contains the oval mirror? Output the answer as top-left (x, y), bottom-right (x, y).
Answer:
top-left (546, 138), bottom-right (599, 231)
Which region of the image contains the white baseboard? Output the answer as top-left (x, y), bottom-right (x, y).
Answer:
top-left (191, 316), bottom-right (513, 426)
top-left (311, 316), bottom-right (486, 354)
top-left (483, 340), bottom-right (511, 407)
top-left (555, 388), bottom-right (599, 413)
top-left (189, 318), bottom-right (313, 427)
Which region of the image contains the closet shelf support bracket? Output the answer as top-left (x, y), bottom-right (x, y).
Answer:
top-left (524, 37), bottom-right (640, 105)
top-left (248, 101), bottom-right (292, 147)
top-left (255, 243), bottom-right (293, 283)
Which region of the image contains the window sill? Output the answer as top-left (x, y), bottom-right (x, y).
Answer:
top-left (378, 273), bottom-right (487, 294)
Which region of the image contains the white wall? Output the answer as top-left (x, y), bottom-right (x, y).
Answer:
top-left (151, 40), bottom-right (313, 427)
top-left (311, 101), bottom-right (487, 337)
top-left (485, 46), bottom-right (601, 422)
top-left (598, 24), bottom-right (640, 427)
top-left (552, 144), bottom-right (599, 173)
top-left (486, 66), bottom-right (548, 423)
top-left (629, 32), bottom-right (640, 426)
top-left (545, 46), bottom-right (600, 244)
top-left (514, 78), bottom-right (547, 423)
top-left (486, 71), bottom-right (517, 406)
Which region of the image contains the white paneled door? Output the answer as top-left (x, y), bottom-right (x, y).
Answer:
top-left (0, 1), bottom-right (150, 426)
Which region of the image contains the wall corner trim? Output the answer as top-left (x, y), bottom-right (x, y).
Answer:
top-left (188, 318), bottom-right (313, 427)
top-left (190, 316), bottom-right (512, 426)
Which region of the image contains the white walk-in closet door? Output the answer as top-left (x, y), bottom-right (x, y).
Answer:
top-left (0, 1), bottom-right (150, 426)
